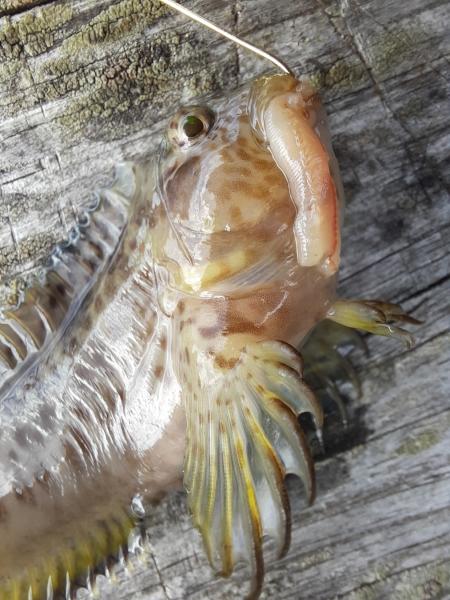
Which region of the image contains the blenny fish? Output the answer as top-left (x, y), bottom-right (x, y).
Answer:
top-left (0, 2), bottom-right (419, 598)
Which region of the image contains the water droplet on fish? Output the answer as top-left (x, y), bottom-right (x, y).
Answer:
top-left (46, 575), bottom-right (54, 600)
top-left (87, 192), bottom-right (101, 212)
top-left (78, 211), bottom-right (90, 229)
top-left (131, 493), bottom-right (146, 518)
top-left (117, 546), bottom-right (126, 567)
top-left (316, 428), bottom-right (324, 453)
top-left (85, 566), bottom-right (94, 592)
top-left (128, 527), bottom-right (146, 555)
top-left (68, 226), bottom-right (80, 245)
top-left (65, 572), bottom-right (71, 598)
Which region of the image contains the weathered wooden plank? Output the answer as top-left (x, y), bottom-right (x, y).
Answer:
top-left (1, 0), bottom-right (449, 598)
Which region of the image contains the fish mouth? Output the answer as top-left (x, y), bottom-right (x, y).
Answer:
top-left (248, 73), bottom-right (298, 142)
top-left (248, 73), bottom-right (318, 142)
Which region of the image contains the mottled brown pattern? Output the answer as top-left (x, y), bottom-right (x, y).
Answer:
top-left (199, 323), bottom-right (223, 339)
top-left (0, 343), bottom-right (16, 369)
top-left (214, 355), bottom-right (238, 369)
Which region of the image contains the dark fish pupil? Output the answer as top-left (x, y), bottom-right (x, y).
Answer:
top-left (183, 115), bottom-right (204, 138)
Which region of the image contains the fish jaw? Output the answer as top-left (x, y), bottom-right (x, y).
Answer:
top-left (249, 74), bottom-right (341, 277)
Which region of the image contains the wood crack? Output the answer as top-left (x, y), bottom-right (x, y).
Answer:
top-left (0, 0), bottom-right (55, 18)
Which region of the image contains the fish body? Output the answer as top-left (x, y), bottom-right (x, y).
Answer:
top-left (0, 73), bottom-right (415, 599)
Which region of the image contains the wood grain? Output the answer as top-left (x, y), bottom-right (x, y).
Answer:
top-left (1, 0), bottom-right (449, 598)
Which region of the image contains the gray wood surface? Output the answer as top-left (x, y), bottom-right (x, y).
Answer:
top-left (1, 0), bottom-right (449, 598)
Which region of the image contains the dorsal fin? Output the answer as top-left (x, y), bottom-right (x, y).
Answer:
top-left (0, 164), bottom-right (137, 396)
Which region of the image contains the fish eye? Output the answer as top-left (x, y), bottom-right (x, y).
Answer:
top-left (168, 106), bottom-right (214, 148)
top-left (183, 115), bottom-right (205, 139)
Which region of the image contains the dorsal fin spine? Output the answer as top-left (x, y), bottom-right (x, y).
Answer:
top-left (0, 164), bottom-right (136, 393)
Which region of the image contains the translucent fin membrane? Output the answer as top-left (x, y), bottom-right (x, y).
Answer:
top-left (184, 340), bottom-right (322, 599)
top-left (302, 320), bottom-right (367, 425)
top-left (0, 164), bottom-right (136, 394)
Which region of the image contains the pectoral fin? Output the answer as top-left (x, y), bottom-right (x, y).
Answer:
top-left (183, 340), bottom-right (322, 599)
top-left (326, 299), bottom-right (421, 347)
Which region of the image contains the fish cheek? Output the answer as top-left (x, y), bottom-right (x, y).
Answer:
top-left (164, 156), bottom-right (201, 221)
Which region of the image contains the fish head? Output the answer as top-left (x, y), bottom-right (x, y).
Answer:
top-left (152, 73), bottom-right (342, 294)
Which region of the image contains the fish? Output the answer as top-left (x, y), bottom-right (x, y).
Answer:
top-left (0, 58), bottom-right (419, 600)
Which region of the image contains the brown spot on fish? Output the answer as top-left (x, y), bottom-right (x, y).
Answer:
top-left (30, 288), bottom-right (67, 330)
top-left (154, 365), bottom-right (164, 379)
top-left (214, 355), bottom-right (238, 369)
top-left (199, 323), bottom-right (222, 339)
top-left (0, 342), bottom-right (17, 369)
top-left (254, 184), bottom-right (267, 199)
top-left (104, 275), bottom-right (118, 297)
top-left (254, 158), bottom-right (273, 171)
top-left (85, 240), bottom-right (104, 260)
top-left (160, 335), bottom-right (167, 351)
top-left (236, 148), bottom-right (250, 161)
top-left (36, 469), bottom-right (51, 489)
top-left (66, 335), bottom-right (79, 355)
top-left (0, 324), bottom-right (27, 360)
top-left (94, 296), bottom-right (104, 312)
top-left (230, 206), bottom-right (242, 222)
top-left (214, 355), bottom-right (227, 369)
top-left (225, 316), bottom-right (259, 335)
top-left (47, 270), bottom-right (73, 296)
top-left (80, 256), bottom-right (98, 276)
top-left (232, 180), bottom-right (252, 196)
top-left (6, 304), bottom-right (46, 348)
